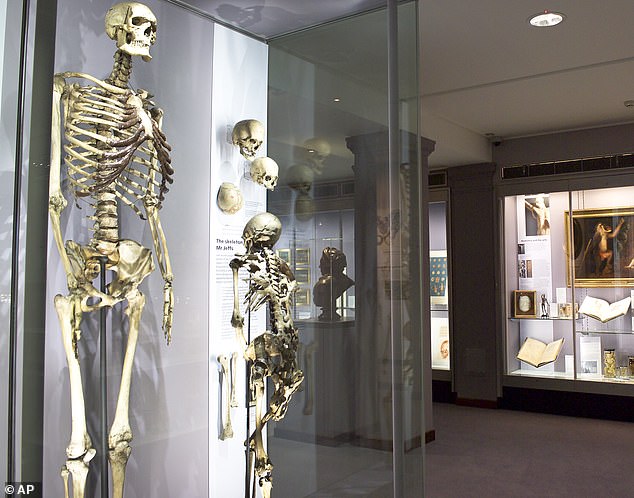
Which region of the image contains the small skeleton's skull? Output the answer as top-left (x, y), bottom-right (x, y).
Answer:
top-left (217, 182), bottom-right (244, 214)
top-left (105, 2), bottom-right (157, 62)
top-left (303, 137), bottom-right (331, 175)
top-left (250, 157), bottom-right (279, 190)
top-left (232, 119), bottom-right (265, 161)
top-left (286, 164), bottom-right (314, 194)
top-left (242, 213), bottom-right (282, 251)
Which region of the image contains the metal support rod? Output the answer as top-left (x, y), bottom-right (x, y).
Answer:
top-left (98, 256), bottom-right (109, 498)
top-left (7, 0), bottom-right (31, 483)
top-left (387, 0), bottom-right (405, 496)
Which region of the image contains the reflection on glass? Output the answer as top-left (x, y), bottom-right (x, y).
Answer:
top-left (267, 2), bottom-right (423, 496)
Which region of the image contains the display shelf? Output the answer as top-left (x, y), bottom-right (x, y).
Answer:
top-left (508, 368), bottom-right (573, 380)
top-left (509, 317), bottom-right (581, 322)
top-left (576, 373), bottom-right (634, 384)
top-left (577, 329), bottom-right (634, 336)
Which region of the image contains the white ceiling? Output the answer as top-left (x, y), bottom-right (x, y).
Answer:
top-left (182, 0), bottom-right (634, 168)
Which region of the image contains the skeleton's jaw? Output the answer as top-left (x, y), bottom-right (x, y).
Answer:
top-left (116, 32), bottom-right (152, 61)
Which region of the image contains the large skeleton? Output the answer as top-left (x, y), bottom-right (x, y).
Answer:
top-left (230, 213), bottom-right (304, 498)
top-left (49, 3), bottom-right (173, 497)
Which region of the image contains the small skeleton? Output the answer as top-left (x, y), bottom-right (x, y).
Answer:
top-left (230, 213), bottom-right (304, 498)
top-left (49, 3), bottom-right (173, 497)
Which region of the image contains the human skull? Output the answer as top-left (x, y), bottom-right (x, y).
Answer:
top-left (249, 157), bottom-right (279, 190)
top-left (105, 2), bottom-right (157, 62)
top-left (232, 119), bottom-right (265, 161)
top-left (242, 212), bottom-right (282, 251)
top-left (303, 137), bottom-right (331, 175)
top-left (217, 182), bottom-right (244, 214)
top-left (286, 164), bottom-right (314, 194)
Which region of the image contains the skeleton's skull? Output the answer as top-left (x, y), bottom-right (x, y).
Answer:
top-left (249, 157), bottom-right (279, 190)
top-left (217, 182), bottom-right (244, 214)
top-left (303, 137), bottom-right (331, 175)
top-left (232, 119), bottom-right (265, 161)
top-left (105, 2), bottom-right (157, 62)
top-left (286, 164), bottom-right (314, 194)
top-left (242, 213), bottom-right (282, 251)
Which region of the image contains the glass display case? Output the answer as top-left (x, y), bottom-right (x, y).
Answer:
top-left (4, 0), bottom-right (428, 496)
top-left (503, 185), bottom-right (634, 387)
top-left (429, 199), bottom-right (450, 371)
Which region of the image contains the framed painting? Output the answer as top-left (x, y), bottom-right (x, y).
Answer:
top-left (295, 248), bottom-right (310, 266)
top-left (294, 268), bottom-right (310, 285)
top-left (512, 290), bottom-right (537, 318)
top-left (565, 206), bottom-right (634, 287)
top-left (295, 288), bottom-right (310, 306)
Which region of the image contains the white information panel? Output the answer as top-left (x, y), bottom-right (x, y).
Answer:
top-left (208, 25), bottom-right (269, 498)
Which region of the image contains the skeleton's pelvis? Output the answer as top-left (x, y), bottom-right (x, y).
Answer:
top-left (66, 239), bottom-right (154, 299)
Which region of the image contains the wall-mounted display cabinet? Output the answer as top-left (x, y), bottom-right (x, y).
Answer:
top-left (503, 184), bottom-right (634, 390)
top-left (429, 196), bottom-right (450, 373)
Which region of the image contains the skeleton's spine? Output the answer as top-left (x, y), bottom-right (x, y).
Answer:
top-left (92, 189), bottom-right (119, 256)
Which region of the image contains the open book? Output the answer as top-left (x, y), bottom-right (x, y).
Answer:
top-left (517, 337), bottom-right (564, 368)
top-left (579, 296), bottom-right (631, 323)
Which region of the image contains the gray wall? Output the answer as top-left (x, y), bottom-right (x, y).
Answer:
top-left (493, 123), bottom-right (634, 169)
top-left (448, 163), bottom-right (498, 403)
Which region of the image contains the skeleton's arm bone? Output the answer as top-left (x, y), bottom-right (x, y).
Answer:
top-left (145, 204), bottom-right (173, 344)
top-left (49, 75), bottom-right (77, 288)
top-left (58, 71), bottom-right (130, 95)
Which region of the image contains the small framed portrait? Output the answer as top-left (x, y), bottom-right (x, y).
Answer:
top-left (512, 290), bottom-right (537, 318)
top-left (295, 248), bottom-right (310, 266)
top-left (295, 288), bottom-right (310, 306)
top-left (294, 267), bottom-right (310, 285)
top-left (276, 249), bottom-right (291, 264)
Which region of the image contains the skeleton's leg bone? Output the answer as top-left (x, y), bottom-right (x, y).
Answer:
top-left (230, 264), bottom-right (248, 351)
top-left (249, 364), bottom-right (273, 498)
top-left (55, 294), bottom-right (94, 498)
top-left (66, 449), bottom-right (96, 498)
top-left (230, 352), bottom-right (238, 407)
top-left (218, 355), bottom-right (234, 439)
top-left (108, 290), bottom-right (145, 498)
top-left (61, 466), bottom-right (70, 498)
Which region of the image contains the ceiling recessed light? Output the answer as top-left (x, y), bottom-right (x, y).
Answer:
top-left (333, 97), bottom-right (341, 102)
top-left (529, 10), bottom-right (565, 27)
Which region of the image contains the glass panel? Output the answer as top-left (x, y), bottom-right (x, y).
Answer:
top-left (1, 0), bottom-right (25, 483)
top-left (503, 192), bottom-right (575, 379)
top-left (571, 185), bottom-right (634, 383)
top-left (267, 1), bottom-right (423, 496)
top-left (45, 2), bottom-right (214, 495)
top-left (429, 201), bottom-right (450, 370)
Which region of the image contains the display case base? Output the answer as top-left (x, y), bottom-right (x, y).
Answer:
top-left (502, 386), bottom-right (634, 422)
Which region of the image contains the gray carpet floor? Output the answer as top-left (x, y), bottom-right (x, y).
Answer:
top-left (426, 403), bottom-right (634, 497)
top-left (272, 402), bottom-right (634, 496)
